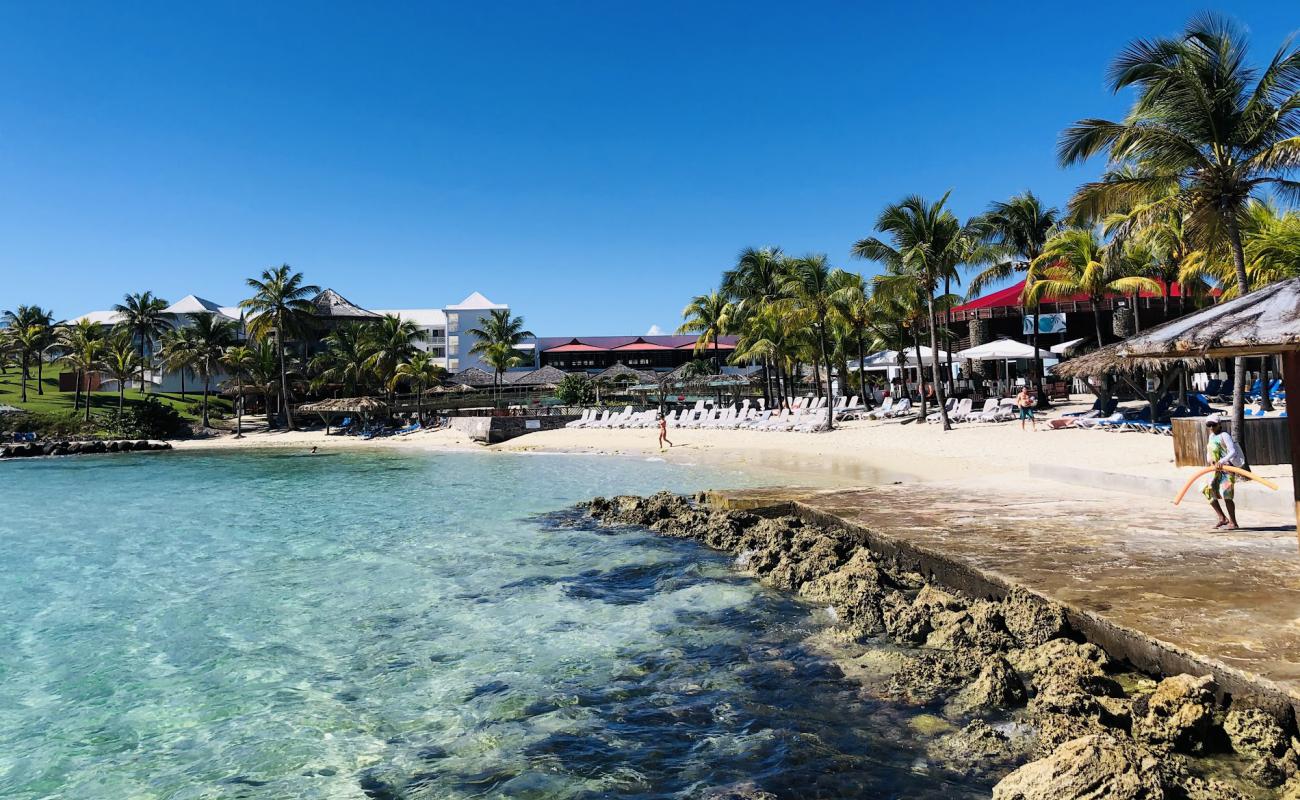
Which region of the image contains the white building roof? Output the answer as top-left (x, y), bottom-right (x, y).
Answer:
top-left (69, 310), bottom-right (125, 326)
top-left (163, 294), bottom-right (224, 315)
top-left (444, 291), bottom-right (507, 311)
top-left (372, 308), bottom-right (448, 327)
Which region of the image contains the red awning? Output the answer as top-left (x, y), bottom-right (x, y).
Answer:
top-left (543, 343), bottom-right (608, 353)
top-left (951, 278), bottom-right (1208, 313)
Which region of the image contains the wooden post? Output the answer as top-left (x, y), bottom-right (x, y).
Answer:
top-left (1282, 350), bottom-right (1300, 545)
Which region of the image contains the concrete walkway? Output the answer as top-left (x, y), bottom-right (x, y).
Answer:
top-left (713, 475), bottom-right (1300, 715)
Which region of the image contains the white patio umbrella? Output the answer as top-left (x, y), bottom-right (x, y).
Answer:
top-left (956, 339), bottom-right (1056, 361)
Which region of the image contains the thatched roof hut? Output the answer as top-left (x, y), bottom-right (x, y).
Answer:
top-left (311, 289), bottom-right (381, 320)
top-left (449, 367), bottom-right (495, 387)
top-left (1051, 343), bottom-right (1207, 380)
top-left (1117, 276), bottom-right (1300, 359)
top-left (425, 383), bottom-right (476, 394)
top-left (298, 397), bottom-right (388, 414)
top-left (504, 365), bottom-right (570, 387)
top-left (593, 363), bottom-right (659, 384)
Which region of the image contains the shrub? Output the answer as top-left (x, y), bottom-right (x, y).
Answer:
top-left (107, 397), bottom-right (187, 439)
top-left (0, 409), bottom-right (89, 440)
top-left (554, 374), bottom-right (595, 406)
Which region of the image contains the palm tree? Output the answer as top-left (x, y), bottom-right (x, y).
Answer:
top-left (854, 194), bottom-right (975, 431)
top-left (1059, 12), bottom-right (1300, 441)
top-left (158, 327), bottom-right (200, 400)
top-left (3, 306), bottom-right (56, 396)
top-left (245, 340), bottom-right (283, 421)
top-left (58, 319), bottom-right (104, 413)
top-left (1027, 228), bottom-right (1163, 347)
top-left (723, 247), bottom-right (792, 404)
top-left (829, 271), bottom-right (876, 404)
top-left (365, 315), bottom-right (428, 406)
top-left (309, 322), bottom-right (376, 396)
top-left (467, 309), bottom-right (534, 402)
top-left (220, 345), bottom-right (257, 437)
top-left (969, 192), bottom-right (1060, 405)
top-left (393, 351), bottom-right (447, 422)
top-left (677, 291), bottom-right (733, 371)
top-left (112, 292), bottom-right (171, 393)
top-left (189, 312), bottom-right (237, 428)
top-left (103, 333), bottom-right (143, 414)
top-left (779, 255), bottom-right (841, 430)
top-left (241, 265), bottom-right (320, 430)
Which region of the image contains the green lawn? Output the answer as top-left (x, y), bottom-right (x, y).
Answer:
top-left (0, 361), bottom-right (232, 422)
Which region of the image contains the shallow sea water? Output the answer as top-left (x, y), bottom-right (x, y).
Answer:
top-left (0, 449), bottom-right (988, 799)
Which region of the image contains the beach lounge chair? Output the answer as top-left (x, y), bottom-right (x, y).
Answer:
top-left (883, 397), bottom-right (912, 418)
top-left (925, 397), bottom-right (957, 424)
top-left (866, 397), bottom-right (894, 420)
top-left (947, 398), bottom-right (974, 422)
top-left (977, 398), bottom-right (1015, 422)
top-left (739, 410), bottom-right (771, 429)
top-left (395, 421), bottom-right (422, 436)
top-left (566, 409), bottom-right (594, 428)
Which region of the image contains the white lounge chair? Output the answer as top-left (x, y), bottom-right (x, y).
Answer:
top-left (566, 409), bottom-right (594, 428)
top-left (885, 397), bottom-right (913, 418)
top-left (947, 398), bottom-right (974, 422)
top-left (925, 397), bottom-right (957, 424)
top-left (866, 397), bottom-right (894, 420)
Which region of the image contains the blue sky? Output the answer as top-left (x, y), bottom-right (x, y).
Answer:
top-left (1, 2), bottom-right (1295, 335)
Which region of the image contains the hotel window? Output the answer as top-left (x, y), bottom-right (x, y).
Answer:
top-left (446, 313), bottom-right (459, 334)
top-left (430, 347), bottom-right (446, 358)
top-left (448, 358), bottom-right (459, 370)
top-left (430, 328), bottom-right (445, 339)
top-left (448, 335), bottom-right (459, 354)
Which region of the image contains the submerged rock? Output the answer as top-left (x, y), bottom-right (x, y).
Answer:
top-left (992, 734), bottom-right (1164, 800)
top-left (1130, 674), bottom-right (1217, 753)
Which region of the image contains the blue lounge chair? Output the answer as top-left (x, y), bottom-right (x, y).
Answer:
top-left (395, 421), bottom-right (422, 436)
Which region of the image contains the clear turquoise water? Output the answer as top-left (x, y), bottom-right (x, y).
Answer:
top-left (0, 449), bottom-right (984, 799)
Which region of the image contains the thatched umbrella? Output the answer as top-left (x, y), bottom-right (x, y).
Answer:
top-left (1051, 343), bottom-right (1209, 421)
top-left (298, 396), bottom-right (388, 433)
top-left (1115, 276), bottom-right (1300, 535)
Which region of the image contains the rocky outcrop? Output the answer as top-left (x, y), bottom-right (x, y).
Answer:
top-left (1130, 674), bottom-right (1217, 753)
top-left (0, 439), bottom-right (172, 459)
top-left (580, 493), bottom-right (1263, 798)
top-left (992, 734), bottom-right (1163, 800)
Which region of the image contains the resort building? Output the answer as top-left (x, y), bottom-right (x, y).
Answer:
top-left (533, 334), bottom-right (739, 374)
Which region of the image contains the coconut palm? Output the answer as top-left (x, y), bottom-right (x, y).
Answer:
top-left (731, 301), bottom-right (794, 407)
top-left (112, 292), bottom-right (171, 393)
top-left (392, 351), bottom-right (446, 422)
top-left (6, 324), bottom-right (42, 403)
top-left (854, 194), bottom-right (975, 430)
top-left (309, 322), bottom-right (376, 396)
top-left (3, 306), bottom-right (56, 396)
top-left (220, 345), bottom-right (257, 437)
top-left (1059, 12), bottom-right (1300, 440)
top-left (365, 315), bottom-right (428, 405)
top-left (58, 319), bottom-right (105, 413)
top-left (969, 192), bottom-right (1060, 404)
top-left (158, 327), bottom-right (200, 400)
top-left (189, 313), bottom-right (237, 428)
top-left (778, 254), bottom-right (841, 429)
top-left (677, 291), bottom-right (733, 372)
top-left (467, 309), bottom-right (534, 401)
top-left (1026, 228), bottom-right (1164, 347)
top-left (103, 332), bottom-right (143, 414)
top-left (829, 271), bottom-right (875, 403)
top-left (241, 265), bottom-right (320, 429)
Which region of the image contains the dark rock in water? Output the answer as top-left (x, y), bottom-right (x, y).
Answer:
top-left (992, 734), bottom-right (1164, 800)
top-left (800, 550), bottom-right (890, 639)
top-left (928, 720), bottom-right (1031, 780)
top-left (948, 656), bottom-right (1026, 715)
top-left (698, 783), bottom-right (778, 800)
top-left (1130, 674), bottom-right (1217, 753)
top-left (416, 745), bottom-right (450, 761)
top-left (1223, 706), bottom-right (1292, 759)
top-left (465, 680), bottom-right (510, 701)
top-left (1002, 587), bottom-right (1069, 648)
top-left (358, 772), bottom-right (403, 800)
top-left (886, 650), bottom-right (980, 705)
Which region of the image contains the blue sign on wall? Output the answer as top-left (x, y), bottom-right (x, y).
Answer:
top-left (1023, 313), bottom-right (1066, 335)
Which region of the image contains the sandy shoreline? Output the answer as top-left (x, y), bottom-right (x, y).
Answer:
top-left (172, 400), bottom-right (1293, 490)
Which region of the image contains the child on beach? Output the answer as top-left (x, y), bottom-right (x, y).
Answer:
top-left (657, 412), bottom-right (673, 452)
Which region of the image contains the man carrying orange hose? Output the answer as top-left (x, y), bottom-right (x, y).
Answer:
top-left (1203, 415), bottom-right (1245, 530)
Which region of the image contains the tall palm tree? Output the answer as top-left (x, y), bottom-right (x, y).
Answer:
top-left (58, 319), bottom-right (104, 413)
top-left (393, 351), bottom-right (447, 422)
top-left (828, 271), bottom-right (874, 403)
top-left (1059, 12), bottom-right (1300, 441)
top-left (158, 327), bottom-right (200, 400)
top-left (467, 309), bottom-right (534, 402)
top-left (103, 333), bottom-right (142, 414)
top-left (112, 292), bottom-right (171, 393)
top-left (1027, 228), bottom-right (1163, 347)
top-left (677, 291), bottom-right (733, 371)
top-left (365, 315), bottom-right (428, 405)
top-left (969, 192), bottom-right (1060, 405)
top-left (854, 194), bottom-right (975, 430)
top-left (220, 345), bottom-right (257, 438)
top-left (241, 265), bottom-right (320, 430)
top-left (779, 254), bottom-right (841, 430)
top-left (189, 312), bottom-right (237, 428)
top-left (3, 306), bottom-right (56, 396)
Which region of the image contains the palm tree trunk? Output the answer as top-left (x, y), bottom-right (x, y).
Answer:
top-left (235, 379), bottom-right (244, 437)
top-left (816, 319), bottom-right (834, 431)
top-left (943, 275), bottom-right (955, 397)
top-left (857, 331), bottom-right (868, 407)
top-left (180, 370), bottom-right (186, 400)
top-left (85, 384), bottom-right (93, 422)
top-left (277, 323), bottom-right (294, 430)
top-left (912, 324), bottom-right (927, 420)
top-left (74, 370), bottom-right (83, 411)
top-left (202, 374), bottom-right (211, 428)
top-left (1225, 217), bottom-right (1251, 448)
top-left (1093, 304), bottom-right (1104, 348)
top-left (118, 384), bottom-right (124, 413)
top-left (36, 353), bottom-right (44, 395)
top-left (20, 354), bottom-right (28, 403)
top-left (926, 294), bottom-right (951, 431)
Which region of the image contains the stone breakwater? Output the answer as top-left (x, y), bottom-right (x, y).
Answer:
top-left (581, 492), bottom-right (1300, 800)
top-left (0, 439), bottom-right (173, 459)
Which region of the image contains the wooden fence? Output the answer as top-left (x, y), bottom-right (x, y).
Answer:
top-left (1172, 417), bottom-right (1293, 467)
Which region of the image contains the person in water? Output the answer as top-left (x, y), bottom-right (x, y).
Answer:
top-left (1203, 415), bottom-right (1243, 530)
top-left (1015, 386), bottom-right (1036, 431)
top-left (657, 411), bottom-right (673, 452)
top-left (310, 446), bottom-right (318, 455)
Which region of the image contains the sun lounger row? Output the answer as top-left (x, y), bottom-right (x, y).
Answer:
top-left (564, 395), bottom-right (867, 433)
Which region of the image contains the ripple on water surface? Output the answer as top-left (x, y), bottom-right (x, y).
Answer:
top-left (0, 449), bottom-right (986, 799)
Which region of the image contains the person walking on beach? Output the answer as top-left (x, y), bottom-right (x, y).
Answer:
top-left (1015, 386), bottom-right (1036, 431)
top-left (657, 411), bottom-right (673, 452)
top-left (1203, 415), bottom-right (1243, 530)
